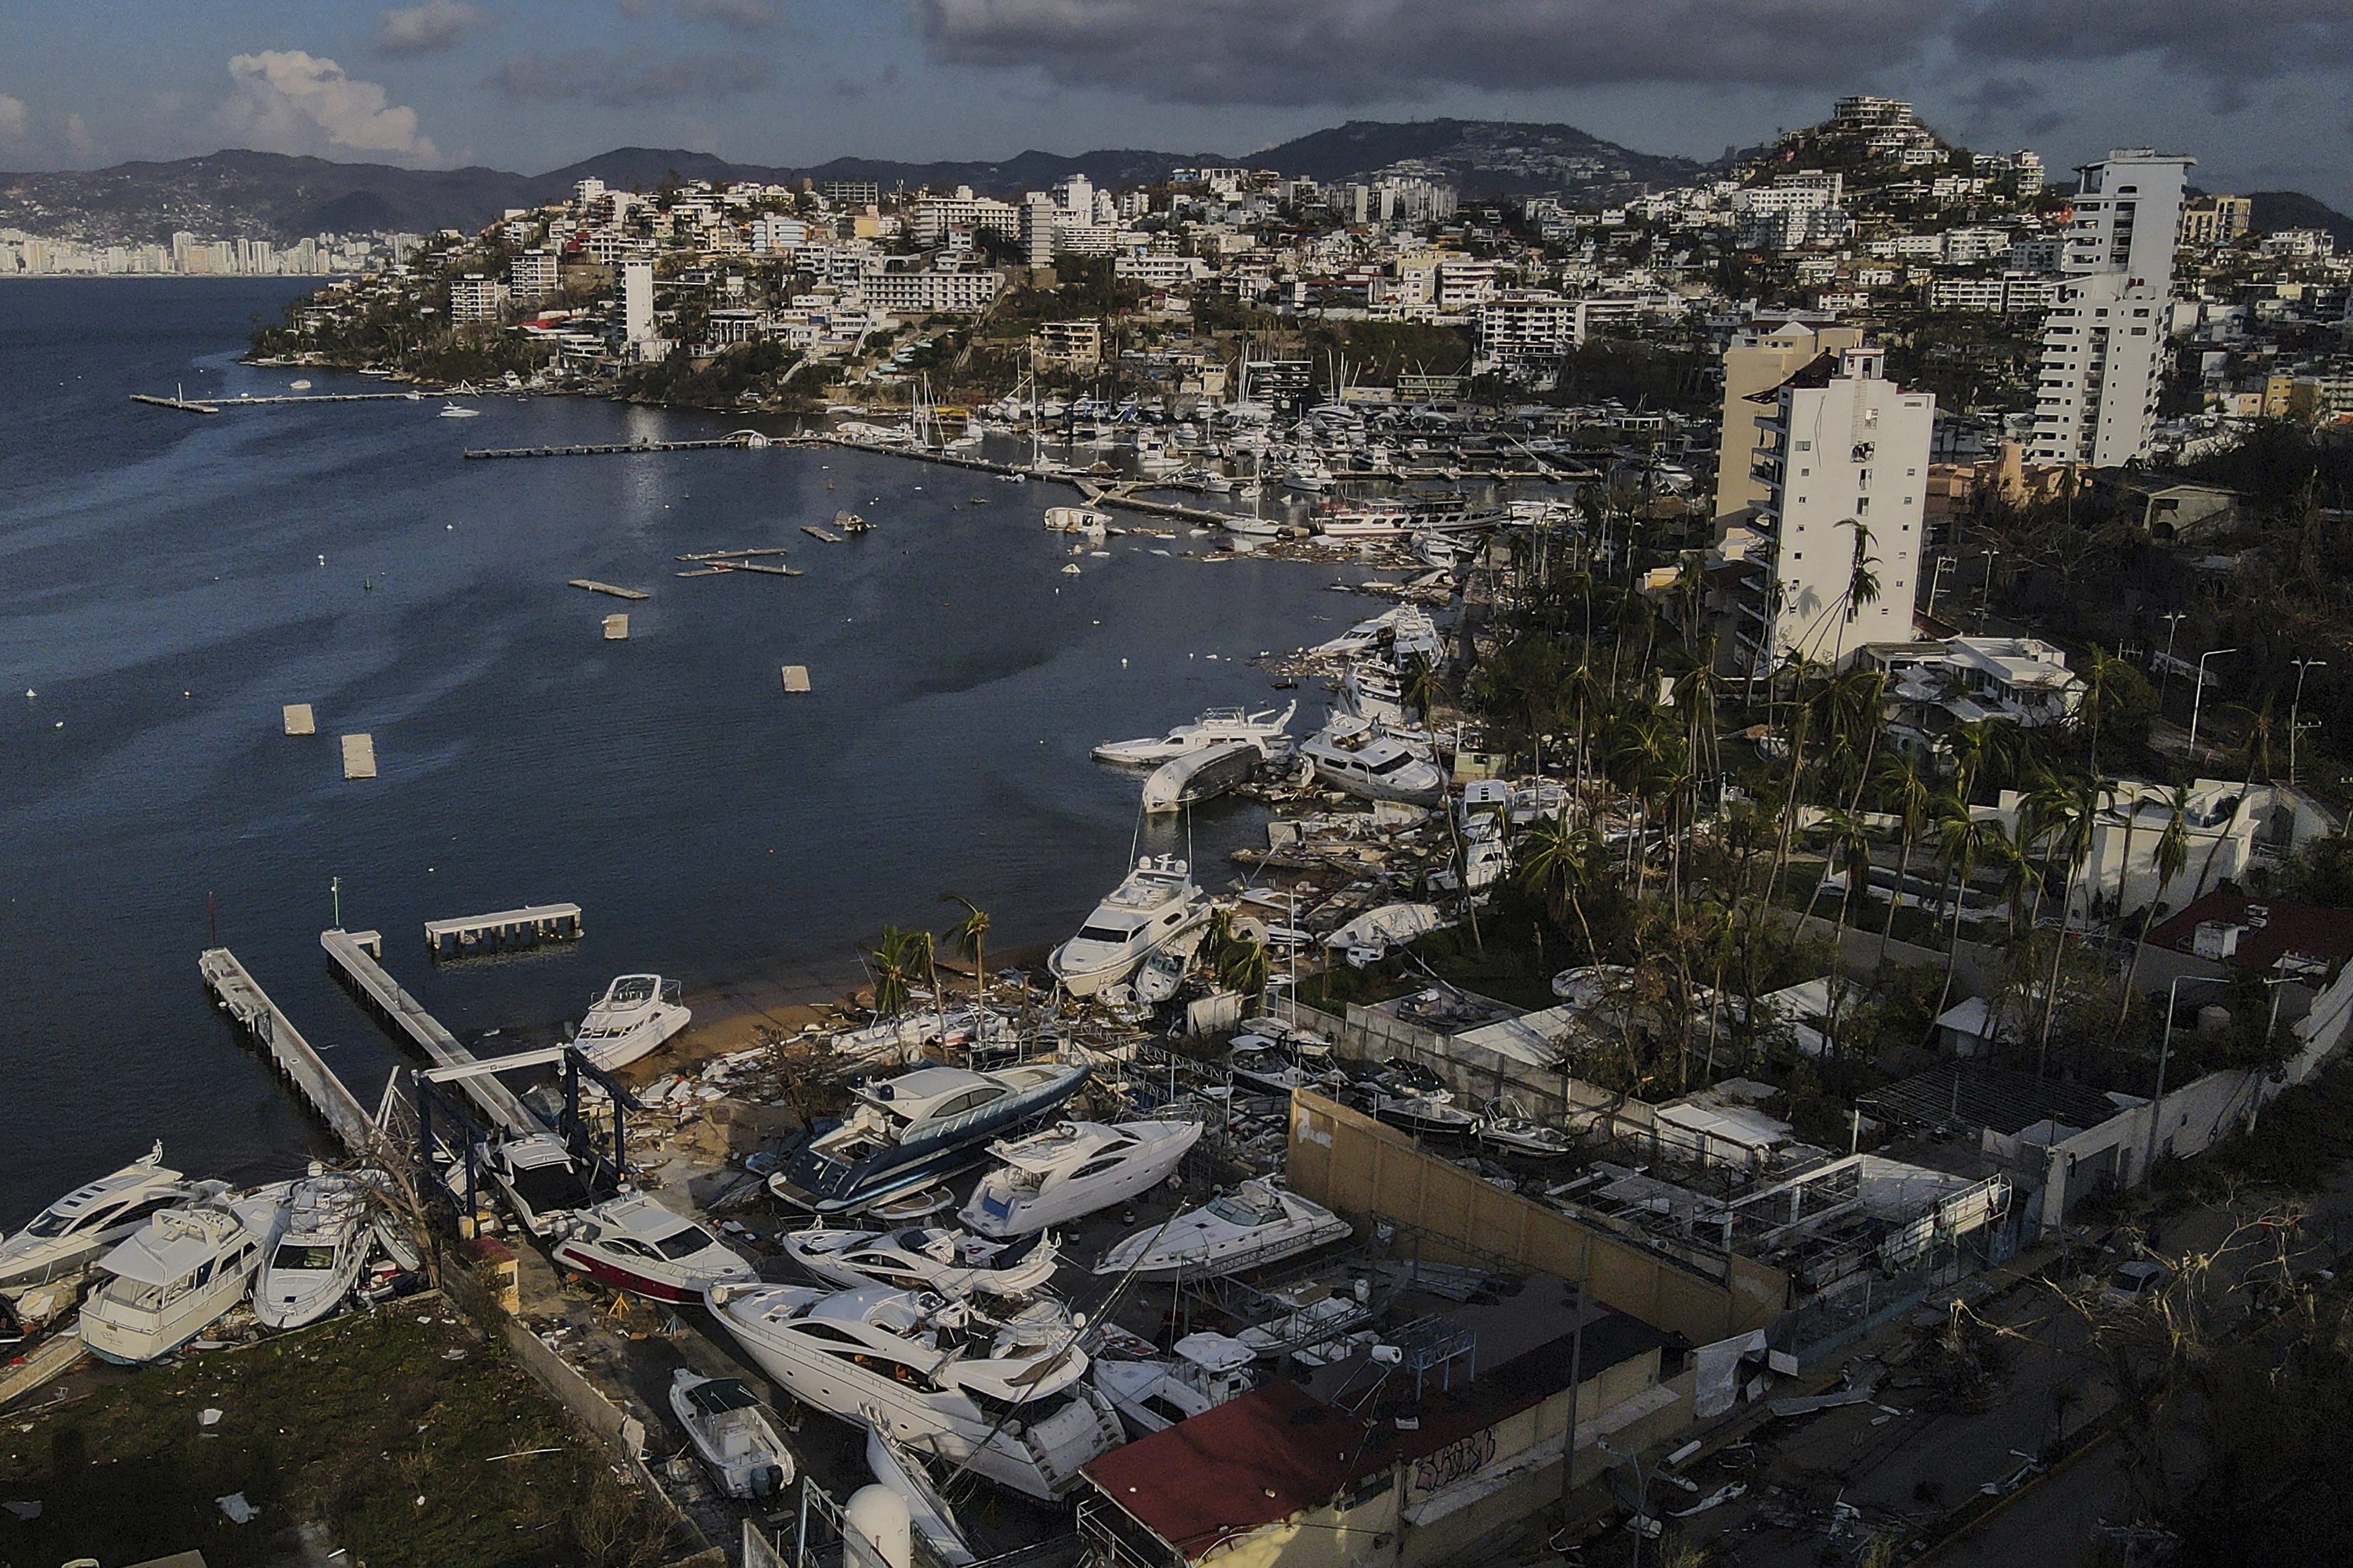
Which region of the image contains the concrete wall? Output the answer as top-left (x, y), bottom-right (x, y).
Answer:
top-left (1288, 1090), bottom-right (1789, 1340)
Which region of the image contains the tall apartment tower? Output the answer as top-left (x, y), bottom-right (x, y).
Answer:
top-left (2028, 149), bottom-right (2192, 468)
top-left (621, 258), bottom-right (655, 344)
top-left (1712, 318), bottom-right (1865, 519)
top-left (1743, 344), bottom-right (1935, 671)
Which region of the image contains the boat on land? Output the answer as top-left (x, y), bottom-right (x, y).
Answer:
top-left (1374, 1093), bottom-right (1479, 1137)
top-left (768, 1061), bottom-right (1092, 1215)
top-left (1475, 1107), bottom-right (1577, 1160)
top-left (705, 1283), bottom-right (1124, 1500)
top-left (1092, 1331), bottom-right (1259, 1436)
top-left (1048, 856), bottom-right (1212, 998)
top-left (779, 1225), bottom-right (1059, 1299)
top-left (550, 1193), bottom-right (757, 1302)
top-left (671, 1369), bottom-right (796, 1500)
top-left (0, 1143), bottom-right (210, 1289)
top-left (253, 1170), bottom-right (376, 1330)
top-left (79, 1187), bottom-right (290, 1365)
top-left (480, 1132), bottom-right (605, 1237)
top-left (1092, 701), bottom-right (1297, 765)
top-left (1094, 1180), bottom-right (1351, 1279)
top-left (959, 1119), bottom-right (1202, 1237)
top-left (572, 974), bottom-right (691, 1072)
top-left (1300, 723), bottom-right (1447, 806)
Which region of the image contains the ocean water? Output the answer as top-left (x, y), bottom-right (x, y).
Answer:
top-left (0, 279), bottom-right (1382, 1219)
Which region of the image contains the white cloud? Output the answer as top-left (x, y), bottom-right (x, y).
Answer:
top-left (64, 112), bottom-right (94, 156)
top-left (0, 95), bottom-right (29, 141)
top-left (221, 51), bottom-right (438, 161)
top-left (376, 1), bottom-right (491, 57)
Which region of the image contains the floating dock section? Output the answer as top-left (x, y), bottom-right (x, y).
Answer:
top-left (424, 902), bottom-right (584, 958)
top-left (201, 946), bottom-right (379, 1155)
top-left (603, 613), bottom-right (629, 640)
top-left (341, 733), bottom-right (377, 779)
top-left (322, 928), bottom-right (538, 1136)
top-left (282, 703), bottom-right (316, 736)
top-left (780, 665), bottom-right (811, 693)
top-left (569, 579), bottom-right (649, 601)
top-left (465, 436), bottom-right (759, 460)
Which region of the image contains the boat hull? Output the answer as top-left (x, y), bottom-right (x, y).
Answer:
top-left (960, 1123), bottom-right (1201, 1238)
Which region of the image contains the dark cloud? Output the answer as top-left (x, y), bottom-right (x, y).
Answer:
top-left (679, 0), bottom-right (785, 30)
top-left (1953, 75), bottom-right (2065, 137)
top-left (914, 0), bottom-right (2353, 107)
top-left (912, 0), bottom-right (1956, 104)
top-left (376, 1), bottom-right (490, 57)
top-left (489, 49), bottom-right (778, 106)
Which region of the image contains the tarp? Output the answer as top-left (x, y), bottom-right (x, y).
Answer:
top-left (1692, 1328), bottom-right (1769, 1419)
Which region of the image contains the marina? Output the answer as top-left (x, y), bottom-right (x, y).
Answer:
top-left (320, 926), bottom-right (539, 1136)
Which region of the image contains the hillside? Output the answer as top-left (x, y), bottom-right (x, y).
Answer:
top-left (2248, 191), bottom-right (2353, 251)
top-left (1247, 118), bottom-right (1704, 198)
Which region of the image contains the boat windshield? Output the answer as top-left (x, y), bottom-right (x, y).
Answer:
top-left (1074, 925), bottom-right (1135, 945)
top-left (1206, 1196), bottom-right (1280, 1227)
top-left (272, 1244), bottom-right (337, 1272)
top-left (603, 978), bottom-right (656, 1007)
top-left (22, 1207), bottom-right (81, 1239)
top-left (651, 1226), bottom-right (718, 1261)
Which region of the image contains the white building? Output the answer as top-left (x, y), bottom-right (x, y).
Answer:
top-left (2029, 149), bottom-right (2192, 468)
top-left (747, 217), bottom-right (809, 254)
top-left (856, 262), bottom-right (1005, 315)
top-left (1474, 292), bottom-right (1575, 368)
top-left (451, 272), bottom-right (505, 325)
top-left (1742, 345), bottom-right (1933, 670)
top-left (908, 188), bottom-right (1019, 248)
top-left (508, 249), bottom-right (560, 303)
top-left (621, 259), bottom-right (655, 344)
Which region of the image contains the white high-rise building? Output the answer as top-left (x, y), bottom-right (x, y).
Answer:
top-left (621, 258), bottom-right (655, 343)
top-left (1741, 344), bottom-right (1934, 671)
top-left (2028, 149), bottom-right (2192, 468)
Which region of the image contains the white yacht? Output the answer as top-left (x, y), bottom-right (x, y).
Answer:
top-left (79, 1189), bottom-right (287, 1365)
top-left (0, 1143), bottom-right (207, 1289)
top-left (959, 1120), bottom-right (1202, 1237)
top-left (549, 1193), bottom-right (756, 1303)
top-left (1048, 856), bottom-right (1212, 999)
top-left (437, 402), bottom-right (480, 418)
top-left (1139, 739), bottom-right (1267, 814)
top-left (1094, 1181), bottom-right (1351, 1279)
top-left (572, 975), bottom-right (690, 1072)
top-left (1092, 1332), bottom-right (1259, 1436)
top-left (705, 1283), bottom-right (1125, 1500)
top-left (1129, 941), bottom-right (1192, 1006)
top-left (253, 1170), bottom-right (374, 1330)
top-left (670, 1369), bottom-right (795, 1500)
top-left (480, 1132), bottom-right (602, 1236)
top-left (1044, 505), bottom-right (1111, 535)
top-left (1338, 663), bottom-right (1408, 727)
top-left (1092, 701), bottom-right (1296, 765)
top-left (866, 1425), bottom-right (977, 1567)
top-left (768, 1060), bottom-right (1091, 1215)
top-left (1300, 723), bottom-right (1447, 806)
top-left (780, 1225), bottom-right (1058, 1299)
top-left (1282, 459), bottom-right (1335, 492)
top-left (1475, 1108), bottom-right (1577, 1160)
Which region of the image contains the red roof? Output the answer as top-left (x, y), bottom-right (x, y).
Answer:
top-left (1085, 1381), bottom-right (1371, 1559)
top-left (2144, 890), bottom-right (2353, 974)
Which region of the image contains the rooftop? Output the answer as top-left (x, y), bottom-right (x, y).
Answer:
top-left (1857, 1065), bottom-right (2124, 1137)
top-left (2145, 891), bottom-right (2353, 975)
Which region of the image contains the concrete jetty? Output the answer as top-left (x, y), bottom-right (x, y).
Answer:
top-left (424, 902), bottom-right (584, 958)
top-left (322, 928), bottom-right (538, 1136)
top-left (200, 946), bottom-right (379, 1155)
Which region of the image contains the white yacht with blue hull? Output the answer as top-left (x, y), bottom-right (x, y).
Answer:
top-left (767, 1061), bottom-right (1091, 1216)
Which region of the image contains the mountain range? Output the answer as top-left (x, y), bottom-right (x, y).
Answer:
top-left (0, 119), bottom-right (1702, 245)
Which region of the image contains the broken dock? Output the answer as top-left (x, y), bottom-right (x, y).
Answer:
top-left (424, 902), bottom-right (584, 959)
top-left (322, 927), bottom-right (538, 1136)
top-left (568, 579), bottom-right (649, 601)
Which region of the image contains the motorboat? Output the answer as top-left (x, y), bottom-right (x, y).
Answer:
top-left (768, 1060), bottom-right (1091, 1215)
top-left (572, 975), bottom-right (690, 1072)
top-left (1227, 1040), bottom-right (1325, 1095)
top-left (1338, 663), bottom-right (1408, 727)
top-left (1300, 724), bottom-right (1446, 806)
top-left (670, 1369), bottom-right (795, 1500)
top-left (550, 1193), bottom-right (756, 1302)
top-left (1092, 702), bottom-right (1295, 765)
top-left (1219, 513), bottom-right (1285, 539)
top-left (1091, 1332), bottom-right (1259, 1436)
top-left (480, 1132), bottom-right (605, 1236)
top-left (1374, 1094), bottom-right (1479, 1137)
top-left (1140, 739), bottom-right (1268, 814)
top-left (866, 1424), bottom-right (976, 1567)
top-left (1282, 459), bottom-right (1335, 492)
top-left (1044, 505), bottom-right (1111, 535)
top-left (779, 1225), bottom-right (1058, 1299)
top-left (705, 1283), bottom-right (1125, 1500)
top-left (1048, 856), bottom-right (1212, 999)
top-left (1129, 939), bottom-right (1193, 1006)
top-left (1475, 1109), bottom-right (1577, 1160)
top-left (0, 1143), bottom-right (209, 1289)
top-left (79, 1188), bottom-right (288, 1365)
top-left (438, 402), bottom-right (480, 418)
top-left (1322, 903), bottom-right (1449, 959)
top-left (1374, 1057), bottom-right (1449, 1098)
top-left (959, 1120), bottom-right (1202, 1238)
top-left (253, 1170), bottom-right (376, 1330)
top-left (1094, 1181), bottom-right (1351, 1279)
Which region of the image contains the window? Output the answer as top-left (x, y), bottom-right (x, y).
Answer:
top-left (1795, 440), bottom-right (1812, 451)
top-left (652, 1226), bottom-right (718, 1260)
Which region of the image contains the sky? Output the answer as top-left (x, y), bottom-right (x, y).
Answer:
top-left (2, 2), bottom-right (2351, 205)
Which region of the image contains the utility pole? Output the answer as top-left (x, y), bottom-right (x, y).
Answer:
top-left (2291, 658), bottom-right (2327, 786)
top-left (2157, 612), bottom-right (2187, 700)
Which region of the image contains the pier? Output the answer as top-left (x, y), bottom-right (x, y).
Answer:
top-left (200, 946), bottom-right (379, 1155)
top-left (322, 928), bottom-right (539, 1137)
top-left (425, 902), bottom-right (584, 958)
top-left (464, 434), bottom-right (764, 460)
top-left (131, 391), bottom-right (423, 412)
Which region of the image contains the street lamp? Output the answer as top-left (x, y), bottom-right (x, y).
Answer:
top-left (2185, 648), bottom-right (2237, 768)
top-left (1594, 1436), bottom-right (1654, 1565)
top-left (2157, 612), bottom-right (2187, 701)
top-left (1978, 548), bottom-right (2000, 628)
top-left (2291, 658), bottom-right (2328, 786)
top-left (2144, 973), bottom-right (2202, 1179)
top-left (1927, 553), bottom-right (1957, 620)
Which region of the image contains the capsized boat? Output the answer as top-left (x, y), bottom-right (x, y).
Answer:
top-left (1048, 856), bottom-right (1212, 999)
top-left (1092, 702), bottom-right (1296, 765)
top-left (79, 1187), bottom-right (288, 1365)
top-left (572, 974), bottom-right (690, 1072)
top-left (1140, 739), bottom-right (1268, 814)
top-left (779, 1225), bottom-right (1058, 1299)
top-left (550, 1193), bottom-right (757, 1302)
top-left (959, 1119), bottom-right (1202, 1238)
top-left (0, 1143), bottom-right (208, 1289)
top-left (866, 1424), bottom-right (976, 1567)
top-left (1091, 1331), bottom-right (1259, 1436)
top-left (768, 1061), bottom-right (1091, 1215)
top-left (253, 1169), bottom-right (375, 1330)
top-left (1094, 1180), bottom-right (1351, 1279)
top-left (705, 1283), bottom-right (1124, 1500)
top-left (671, 1369), bottom-right (795, 1500)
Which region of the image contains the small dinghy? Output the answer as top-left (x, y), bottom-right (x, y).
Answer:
top-left (671, 1369), bottom-right (795, 1500)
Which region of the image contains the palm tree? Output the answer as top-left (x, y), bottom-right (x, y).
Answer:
top-left (1215, 926), bottom-right (1270, 1006)
top-left (2075, 646), bottom-right (2131, 775)
top-left (1516, 815), bottom-right (1604, 960)
top-left (1927, 799), bottom-right (1995, 1033)
top-left (1819, 808), bottom-right (1875, 1055)
top-left (939, 891), bottom-right (991, 1006)
top-left (866, 926), bottom-right (926, 1017)
top-left (2029, 773), bottom-right (2102, 1076)
top-left (1877, 750), bottom-right (1933, 962)
top-left (1400, 653), bottom-right (1444, 726)
top-left (2113, 786), bottom-right (2192, 1039)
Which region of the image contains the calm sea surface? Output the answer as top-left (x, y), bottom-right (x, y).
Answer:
top-left (0, 279), bottom-right (1385, 1220)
